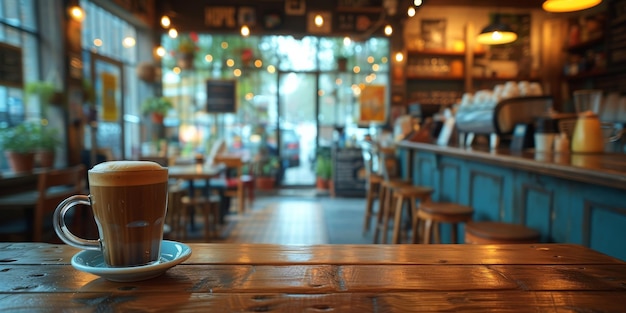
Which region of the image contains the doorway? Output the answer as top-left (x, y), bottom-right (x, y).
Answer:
top-left (84, 53), bottom-right (125, 166)
top-left (278, 71), bottom-right (318, 187)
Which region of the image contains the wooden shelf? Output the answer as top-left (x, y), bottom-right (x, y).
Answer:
top-left (565, 36), bottom-right (605, 53)
top-left (564, 70), bottom-right (608, 80)
top-left (407, 49), bottom-right (486, 57)
top-left (406, 75), bottom-right (464, 81)
top-left (472, 76), bottom-right (540, 82)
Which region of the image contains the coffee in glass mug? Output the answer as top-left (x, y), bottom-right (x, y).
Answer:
top-left (54, 161), bottom-right (169, 267)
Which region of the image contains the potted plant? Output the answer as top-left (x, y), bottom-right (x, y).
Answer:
top-left (176, 33), bottom-right (199, 69)
top-left (0, 123), bottom-right (39, 173)
top-left (253, 153), bottom-right (280, 190)
top-left (315, 153), bottom-right (333, 190)
top-left (25, 81), bottom-right (63, 117)
top-left (33, 124), bottom-right (60, 168)
top-left (141, 96), bottom-right (173, 124)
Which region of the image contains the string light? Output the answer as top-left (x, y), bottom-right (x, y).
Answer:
top-left (160, 15), bottom-right (170, 28)
top-left (384, 24), bottom-right (393, 36)
top-left (314, 14), bottom-right (324, 27)
top-left (241, 25), bottom-right (250, 37)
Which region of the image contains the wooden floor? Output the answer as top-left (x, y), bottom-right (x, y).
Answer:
top-left (174, 189), bottom-right (376, 245)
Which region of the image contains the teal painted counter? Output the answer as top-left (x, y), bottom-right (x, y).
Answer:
top-left (397, 141), bottom-right (626, 261)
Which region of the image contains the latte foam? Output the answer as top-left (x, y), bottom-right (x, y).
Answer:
top-left (89, 161), bottom-right (168, 186)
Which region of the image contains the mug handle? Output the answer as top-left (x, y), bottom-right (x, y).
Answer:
top-left (53, 195), bottom-right (101, 251)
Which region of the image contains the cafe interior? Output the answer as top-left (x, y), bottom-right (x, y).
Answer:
top-left (1, 0), bottom-right (626, 262)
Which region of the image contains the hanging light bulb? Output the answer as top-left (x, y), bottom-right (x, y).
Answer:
top-left (68, 5), bottom-right (85, 22)
top-left (168, 28), bottom-right (178, 38)
top-left (122, 36), bottom-right (136, 48)
top-left (155, 46), bottom-right (166, 57)
top-left (414, 0), bottom-right (423, 6)
top-left (542, 0), bottom-right (602, 12)
top-left (407, 6), bottom-right (416, 17)
top-left (395, 52), bottom-right (404, 62)
top-left (314, 14), bottom-right (324, 27)
top-left (384, 24), bottom-right (393, 36)
top-left (241, 25), bottom-right (250, 37)
top-left (160, 15), bottom-right (171, 28)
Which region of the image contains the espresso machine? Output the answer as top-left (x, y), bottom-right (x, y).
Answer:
top-left (455, 95), bottom-right (554, 149)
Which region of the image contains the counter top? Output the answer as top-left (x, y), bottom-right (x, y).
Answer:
top-left (1, 242), bottom-right (625, 312)
top-left (397, 141), bottom-right (626, 190)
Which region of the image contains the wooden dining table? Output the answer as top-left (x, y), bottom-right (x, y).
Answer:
top-left (0, 242), bottom-right (625, 312)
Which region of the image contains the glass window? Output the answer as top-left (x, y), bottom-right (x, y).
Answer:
top-left (160, 33), bottom-right (389, 186)
top-left (0, 0), bottom-right (38, 128)
top-left (80, 0), bottom-right (141, 160)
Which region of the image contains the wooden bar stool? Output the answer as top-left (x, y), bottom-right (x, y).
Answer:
top-left (416, 202), bottom-right (474, 244)
top-left (464, 221), bottom-right (540, 244)
top-left (373, 179), bottom-right (412, 243)
top-left (391, 186), bottom-right (434, 244)
top-left (362, 173), bottom-right (382, 234)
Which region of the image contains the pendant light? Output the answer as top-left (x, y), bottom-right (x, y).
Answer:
top-left (542, 0), bottom-right (602, 13)
top-left (477, 15), bottom-right (518, 45)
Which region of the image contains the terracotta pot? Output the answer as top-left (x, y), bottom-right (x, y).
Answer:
top-left (151, 113), bottom-right (164, 124)
top-left (255, 176), bottom-right (275, 190)
top-left (5, 151), bottom-right (36, 173)
top-left (36, 149), bottom-right (55, 168)
top-left (316, 177), bottom-right (329, 190)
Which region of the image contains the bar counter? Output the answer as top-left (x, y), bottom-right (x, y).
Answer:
top-left (1, 242), bottom-right (626, 312)
top-left (396, 141), bottom-right (626, 260)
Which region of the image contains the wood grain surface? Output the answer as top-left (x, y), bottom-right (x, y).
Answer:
top-left (0, 243), bottom-right (625, 312)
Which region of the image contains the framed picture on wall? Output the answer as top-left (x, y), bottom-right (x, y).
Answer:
top-left (285, 0), bottom-right (305, 15)
top-left (421, 19), bottom-right (446, 50)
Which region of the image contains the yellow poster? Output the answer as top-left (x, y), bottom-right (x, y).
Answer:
top-left (360, 85), bottom-right (386, 123)
top-left (101, 72), bottom-right (118, 121)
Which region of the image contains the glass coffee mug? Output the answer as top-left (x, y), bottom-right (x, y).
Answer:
top-left (54, 161), bottom-right (169, 267)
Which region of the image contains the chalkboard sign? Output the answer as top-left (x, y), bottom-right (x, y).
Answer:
top-left (332, 147), bottom-right (366, 197)
top-left (206, 80), bottom-right (237, 113)
top-left (0, 43), bottom-right (23, 88)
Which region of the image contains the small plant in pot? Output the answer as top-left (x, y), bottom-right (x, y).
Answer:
top-left (0, 123), bottom-right (39, 173)
top-left (141, 96), bottom-right (173, 124)
top-left (33, 124), bottom-right (60, 168)
top-left (252, 152), bottom-right (280, 190)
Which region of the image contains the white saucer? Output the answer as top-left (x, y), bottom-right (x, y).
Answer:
top-left (71, 240), bottom-right (192, 282)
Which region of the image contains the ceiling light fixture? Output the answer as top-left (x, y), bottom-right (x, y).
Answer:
top-left (542, 0), bottom-right (602, 12)
top-left (477, 15), bottom-right (517, 45)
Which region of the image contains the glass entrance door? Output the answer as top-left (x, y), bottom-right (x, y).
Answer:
top-left (278, 72), bottom-right (317, 186)
top-left (84, 53), bottom-right (125, 166)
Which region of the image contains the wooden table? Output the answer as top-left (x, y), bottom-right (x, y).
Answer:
top-left (1, 243), bottom-right (625, 311)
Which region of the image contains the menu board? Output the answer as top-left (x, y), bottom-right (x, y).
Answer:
top-left (206, 80), bottom-right (237, 113)
top-left (0, 43), bottom-right (23, 88)
top-left (332, 147), bottom-right (366, 197)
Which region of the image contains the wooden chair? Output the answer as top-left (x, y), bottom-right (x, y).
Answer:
top-left (214, 154), bottom-right (254, 215)
top-left (180, 192), bottom-right (221, 241)
top-left (34, 165), bottom-right (87, 242)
